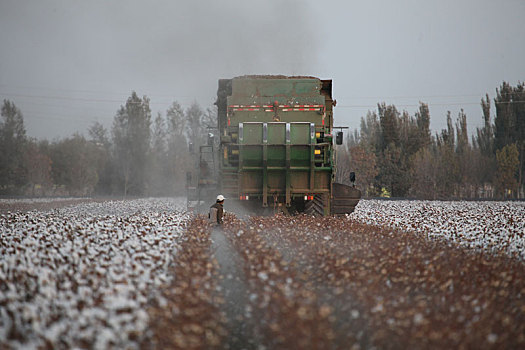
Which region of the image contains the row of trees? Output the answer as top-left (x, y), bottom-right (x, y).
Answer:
top-left (1, 82), bottom-right (523, 199)
top-left (337, 82), bottom-right (524, 199)
top-left (0, 92), bottom-right (216, 196)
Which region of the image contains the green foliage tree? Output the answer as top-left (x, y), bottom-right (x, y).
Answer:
top-left (408, 104), bottom-right (436, 199)
top-left (494, 82), bottom-right (518, 150)
top-left (185, 102), bottom-right (216, 147)
top-left (454, 110), bottom-right (473, 196)
top-left (111, 92), bottom-right (152, 196)
top-left (149, 112), bottom-right (171, 195)
top-left (24, 139), bottom-right (53, 196)
top-left (348, 145), bottom-right (378, 196)
top-left (475, 95), bottom-right (494, 156)
top-left (494, 82), bottom-right (525, 197)
top-left (376, 104), bottom-right (424, 196)
top-left (415, 103), bottom-right (431, 149)
top-left (6, 80), bottom-right (522, 200)
top-left (410, 147), bottom-right (437, 199)
top-left (166, 101), bottom-right (191, 194)
top-left (379, 143), bottom-right (407, 197)
top-left (455, 109), bottom-right (469, 155)
top-left (434, 113), bottom-right (461, 197)
top-left (359, 111), bottom-right (381, 153)
top-left (495, 143), bottom-right (519, 198)
top-left (472, 95), bottom-right (496, 192)
top-left (50, 134), bottom-right (100, 196)
top-left (378, 103), bottom-right (400, 151)
top-left (88, 122), bottom-right (113, 195)
top-left (0, 99), bottom-right (27, 193)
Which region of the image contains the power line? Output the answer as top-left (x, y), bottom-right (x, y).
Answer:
top-left (0, 83), bottom-right (211, 99)
top-left (4, 91), bottom-right (522, 110)
top-left (337, 100), bottom-right (525, 109)
top-left (21, 112), bottom-right (102, 124)
top-left (0, 92), bottom-right (168, 104)
top-left (8, 100), bottom-right (119, 114)
top-left (337, 87), bottom-right (524, 100)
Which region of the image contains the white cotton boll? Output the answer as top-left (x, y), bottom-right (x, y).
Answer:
top-left (44, 320), bottom-right (68, 345)
top-left (257, 272), bottom-right (268, 281)
top-left (1, 198), bottom-right (188, 348)
top-left (0, 307), bottom-right (13, 340)
top-left (136, 294), bottom-right (148, 305)
top-left (105, 295), bottom-right (138, 312)
top-left (77, 326), bottom-right (96, 343)
top-left (93, 328), bottom-right (116, 350)
top-left (352, 200), bottom-right (525, 258)
top-left (109, 313), bottom-right (134, 331)
top-left (133, 309), bottom-right (149, 333)
top-left (487, 333), bottom-right (498, 343)
top-left (40, 284), bottom-right (57, 300)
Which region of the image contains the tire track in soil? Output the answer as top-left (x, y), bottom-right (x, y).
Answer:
top-left (262, 234), bottom-right (370, 348)
top-left (250, 217), bottom-right (368, 349)
top-left (146, 212), bottom-right (525, 349)
top-left (211, 226), bottom-right (260, 349)
top-left (145, 216), bottom-right (226, 349)
top-left (222, 215), bottom-right (335, 349)
top-left (251, 214), bottom-right (525, 349)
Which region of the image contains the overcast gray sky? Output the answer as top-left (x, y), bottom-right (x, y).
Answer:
top-left (0, 0), bottom-right (524, 140)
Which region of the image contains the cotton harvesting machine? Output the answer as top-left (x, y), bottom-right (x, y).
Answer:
top-left (186, 75), bottom-right (361, 216)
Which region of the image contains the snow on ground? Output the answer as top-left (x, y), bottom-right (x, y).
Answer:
top-left (0, 198), bottom-right (189, 349)
top-left (353, 200), bottom-right (525, 259)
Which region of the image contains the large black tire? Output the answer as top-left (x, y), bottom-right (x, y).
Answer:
top-left (304, 194), bottom-right (325, 216)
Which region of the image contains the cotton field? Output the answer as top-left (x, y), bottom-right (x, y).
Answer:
top-left (0, 197), bottom-right (87, 204)
top-left (0, 198), bottom-right (188, 349)
top-left (1, 197), bottom-right (524, 349)
top-left (353, 200), bottom-right (525, 259)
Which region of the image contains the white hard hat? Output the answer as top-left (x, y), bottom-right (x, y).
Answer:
top-left (217, 195), bottom-right (225, 201)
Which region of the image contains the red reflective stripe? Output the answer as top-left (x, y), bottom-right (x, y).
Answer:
top-left (229, 105), bottom-right (261, 108)
top-left (290, 108), bottom-right (321, 111)
top-left (231, 104), bottom-right (322, 109)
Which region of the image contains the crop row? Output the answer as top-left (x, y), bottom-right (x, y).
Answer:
top-left (353, 200), bottom-right (525, 259)
top-left (0, 198), bottom-right (188, 349)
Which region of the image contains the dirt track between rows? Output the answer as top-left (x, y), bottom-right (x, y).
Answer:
top-left (146, 213), bottom-right (525, 349)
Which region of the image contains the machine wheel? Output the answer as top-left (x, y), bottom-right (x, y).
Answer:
top-left (304, 194), bottom-right (325, 216)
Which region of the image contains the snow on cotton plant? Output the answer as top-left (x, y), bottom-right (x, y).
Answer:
top-left (0, 198), bottom-right (189, 349)
top-left (352, 200), bottom-right (525, 259)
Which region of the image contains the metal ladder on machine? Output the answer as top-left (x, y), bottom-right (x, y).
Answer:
top-left (219, 142), bottom-right (239, 198)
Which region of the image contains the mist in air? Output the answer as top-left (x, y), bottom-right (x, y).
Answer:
top-left (0, 0), bottom-right (319, 139)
